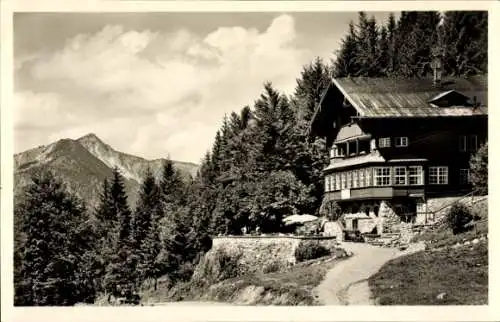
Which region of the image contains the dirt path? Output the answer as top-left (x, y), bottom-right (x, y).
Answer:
top-left (148, 301), bottom-right (231, 306)
top-left (314, 242), bottom-right (424, 305)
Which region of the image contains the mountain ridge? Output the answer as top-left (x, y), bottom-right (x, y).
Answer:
top-left (14, 134), bottom-right (199, 208)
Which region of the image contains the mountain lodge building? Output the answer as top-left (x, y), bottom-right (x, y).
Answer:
top-left (309, 74), bottom-right (487, 232)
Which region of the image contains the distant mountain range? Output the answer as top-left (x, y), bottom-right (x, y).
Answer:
top-left (14, 133), bottom-right (199, 209)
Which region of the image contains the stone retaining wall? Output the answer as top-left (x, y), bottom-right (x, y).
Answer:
top-left (192, 235), bottom-right (338, 285)
top-left (211, 235), bottom-right (338, 265)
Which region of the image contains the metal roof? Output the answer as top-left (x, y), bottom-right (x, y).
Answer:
top-left (324, 151), bottom-right (386, 171)
top-left (428, 89), bottom-right (468, 103)
top-left (333, 75), bottom-right (487, 118)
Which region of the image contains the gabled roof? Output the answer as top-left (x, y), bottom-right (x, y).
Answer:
top-left (333, 75), bottom-right (487, 118)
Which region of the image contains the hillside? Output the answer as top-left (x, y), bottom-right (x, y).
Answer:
top-left (14, 134), bottom-right (199, 209)
top-left (369, 198), bottom-right (488, 305)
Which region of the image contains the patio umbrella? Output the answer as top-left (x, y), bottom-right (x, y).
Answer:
top-left (283, 214), bottom-right (318, 225)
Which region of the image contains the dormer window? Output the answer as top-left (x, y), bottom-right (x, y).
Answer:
top-left (378, 137), bottom-right (391, 148)
top-left (394, 137), bottom-right (408, 147)
top-left (428, 90), bottom-right (473, 108)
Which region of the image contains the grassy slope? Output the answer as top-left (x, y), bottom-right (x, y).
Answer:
top-left (202, 258), bottom-right (339, 305)
top-left (412, 197), bottom-right (488, 248)
top-left (369, 241), bottom-right (488, 305)
top-left (370, 198), bottom-right (488, 305)
top-left (142, 250), bottom-right (348, 306)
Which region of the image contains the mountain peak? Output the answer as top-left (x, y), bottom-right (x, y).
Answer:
top-left (78, 133), bottom-right (102, 142)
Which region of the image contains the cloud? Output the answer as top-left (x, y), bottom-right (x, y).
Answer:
top-left (15, 14), bottom-right (322, 162)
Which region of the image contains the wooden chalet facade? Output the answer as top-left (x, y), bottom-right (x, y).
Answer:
top-left (309, 75), bottom-right (487, 227)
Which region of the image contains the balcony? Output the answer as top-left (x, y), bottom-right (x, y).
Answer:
top-left (324, 164), bottom-right (427, 202)
top-left (325, 151), bottom-right (385, 171)
top-left (325, 186), bottom-right (425, 201)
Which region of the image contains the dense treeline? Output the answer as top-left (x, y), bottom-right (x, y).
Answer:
top-left (14, 11), bottom-right (487, 305)
top-left (14, 162), bottom-right (193, 305)
top-left (334, 11), bottom-right (487, 77)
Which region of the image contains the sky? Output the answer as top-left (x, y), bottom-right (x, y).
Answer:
top-left (14, 12), bottom-right (395, 164)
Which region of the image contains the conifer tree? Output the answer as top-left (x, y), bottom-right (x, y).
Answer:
top-left (377, 26), bottom-right (390, 76)
top-left (252, 82), bottom-right (295, 172)
top-left (103, 167), bottom-right (138, 303)
top-left (160, 158), bottom-right (185, 210)
top-left (294, 57), bottom-right (331, 124)
top-left (133, 168), bottom-right (163, 287)
top-left (291, 59), bottom-right (331, 213)
top-left (355, 13), bottom-right (380, 76)
top-left (395, 11), bottom-right (441, 77)
top-left (14, 169), bottom-right (96, 305)
top-left (162, 207), bottom-right (198, 283)
top-left (386, 13), bottom-right (398, 75)
top-left (93, 177), bottom-right (117, 292)
top-left (442, 11), bottom-right (488, 76)
top-left (333, 21), bottom-right (360, 77)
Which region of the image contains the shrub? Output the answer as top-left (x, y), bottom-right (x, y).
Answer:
top-left (294, 241), bottom-right (331, 262)
top-left (262, 261), bottom-right (283, 274)
top-left (470, 142), bottom-right (488, 195)
top-left (445, 203), bottom-right (473, 235)
top-left (215, 249), bottom-right (241, 281)
top-left (320, 200), bottom-right (342, 221)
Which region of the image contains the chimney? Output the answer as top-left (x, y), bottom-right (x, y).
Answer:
top-left (431, 47), bottom-right (443, 86)
top-left (473, 96), bottom-right (479, 109)
top-left (431, 57), bottom-right (442, 86)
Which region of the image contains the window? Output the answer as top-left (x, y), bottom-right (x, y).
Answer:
top-left (353, 170), bottom-right (358, 188)
top-left (352, 219), bottom-right (358, 230)
top-left (366, 168), bottom-right (372, 187)
top-left (341, 173), bottom-right (347, 189)
top-left (460, 135), bottom-right (478, 152)
top-left (338, 145), bottom-right (346, 157)
top-left (374, 167), bottom-right (391, 186)
top-left (324, 176), bottom-right (330, 192)
top-left (469, 135), bottom-right (478, 152)
top-left (335, 173), bottom-right (341, 190)
top-left (394, 137), bottom-right (408, 147)
top-left (460, 169), bottom-right (471, 185)
top-left (348, 171), bottom-right (353, 188)
top-left (408, 166), bottom-right (423, 185)
top-left (394, 167), bottom-right (407, 185)
top-left (459, 135), bottom-right (467, 152)
top-left (359, 170), bottom-right (365, 188)
top-left (379, 137), bottom-right (391, 148)
top-left (330, 148), bottom-right (335, 159)
top-left (429, 166), bottom-right (448, 185)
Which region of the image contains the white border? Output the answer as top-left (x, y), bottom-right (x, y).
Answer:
top-left (2, 1), bottom-right (499, 322)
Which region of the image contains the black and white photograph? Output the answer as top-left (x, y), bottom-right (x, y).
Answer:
top-left (2, 1), bottom-right (496, 319)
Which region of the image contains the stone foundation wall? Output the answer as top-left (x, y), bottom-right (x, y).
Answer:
top-left (379, 201), bottom-right (400, 233)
